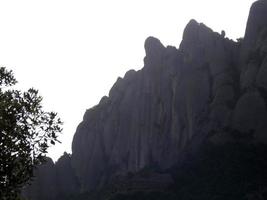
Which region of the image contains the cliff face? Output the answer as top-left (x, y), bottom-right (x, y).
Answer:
top-left (23, 154), bottom-right (79, 200)
top-left (24, 0), bottom-right (267, 199)
top-left (71, 21), bottom-right (239, 191)
top-left (236, 0), bottom-right (267, 140)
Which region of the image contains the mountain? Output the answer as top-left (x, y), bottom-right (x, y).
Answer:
top-left (23, 1), bottom-right (267, 199)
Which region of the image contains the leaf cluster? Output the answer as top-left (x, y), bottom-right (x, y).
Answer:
top-left (0, 67), bottom-right (63, 199)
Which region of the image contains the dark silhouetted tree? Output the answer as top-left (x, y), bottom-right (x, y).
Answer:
top-left (0, 67), bottom-right (63, 200)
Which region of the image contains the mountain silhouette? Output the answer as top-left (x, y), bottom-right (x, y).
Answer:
top-left (23, 1), bottom-right (267, 199)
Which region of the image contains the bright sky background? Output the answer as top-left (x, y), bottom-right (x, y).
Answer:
top-left (0, 0), bottom-right (256, 161)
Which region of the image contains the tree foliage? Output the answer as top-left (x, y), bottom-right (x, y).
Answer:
top-left (0, 67), bottom-right (63, 199)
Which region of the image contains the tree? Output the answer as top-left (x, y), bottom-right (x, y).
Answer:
top-left (0, 67), bottom-right (63, 199)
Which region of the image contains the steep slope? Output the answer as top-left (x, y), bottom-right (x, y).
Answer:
top-left (71, 19), bottom-right (239, 192)
top-left (23, 154), bottom-right (79, 200)
top-left (23, 1), bottom-right (267, 199)
top-left (236, 0), bottom-right (267, 140)
top-left (22, 158), bottom-right (58, 200)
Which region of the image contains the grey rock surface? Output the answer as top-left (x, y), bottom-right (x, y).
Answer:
top-left (71, 18), bottom-right (239, 191)
top-left (23, 154), bottom-right (79, 200)
top-left (22, 158), bottom-right (58, 200)
top-left (23, 1), bottom-right (267, 198)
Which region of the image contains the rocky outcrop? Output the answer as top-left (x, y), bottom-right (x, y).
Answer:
top-left (70, 16), bottom-right (241, 192)
top-left (24, 1), bottom-right (267, 199)
top-left (236, 0), bottom-right (267, 142)
top-left (22, 158), bottom-right (57, 200)
top-left (240, 0), bottom-right (267, 66)
top-left (55, 153), bottom-right (80, 198)
top-left (23, 154), bottom-right (79, 200)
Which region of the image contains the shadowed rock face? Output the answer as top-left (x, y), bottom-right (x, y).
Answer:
top-left (23, 154), bottom-right (79, 200)
top-left (22, 158), bottom-right (57, 200)
top-left (241, 0), bottom-right (267, 65)
top-left (70, 19), bottom-right (240, 191)
top-left (23, 0), bottom-right (267, 199)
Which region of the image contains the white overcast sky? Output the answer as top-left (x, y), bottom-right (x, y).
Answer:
top-left (0, 0), bottom-right (256, 161)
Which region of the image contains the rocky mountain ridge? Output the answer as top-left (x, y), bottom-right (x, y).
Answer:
top-left (23, 1), bottom-right (267, 199)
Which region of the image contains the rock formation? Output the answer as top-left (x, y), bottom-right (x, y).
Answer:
top-left (23, 1), bottom-right (267, 199)
top-left (23, 154), bottom-right (79, 200)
